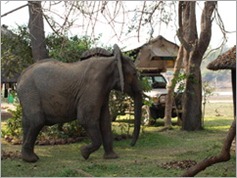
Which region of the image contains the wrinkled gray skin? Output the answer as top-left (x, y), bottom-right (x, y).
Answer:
top-left (17, 44), bottom-right (143, 162)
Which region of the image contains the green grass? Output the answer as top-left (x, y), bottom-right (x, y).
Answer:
top-left (1, 102), bottom-right (236, 177)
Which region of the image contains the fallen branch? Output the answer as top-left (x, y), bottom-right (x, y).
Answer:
top-left (158, 126), bottom-right (173, 132)
top-left (76, 168), bottom-right (94, 177)
top-left (182, 118), bottom-right (236, 177)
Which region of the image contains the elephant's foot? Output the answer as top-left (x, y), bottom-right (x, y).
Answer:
top-left (21, 149), bottom-right (39, 162)
top-left (103, 152), bottom-right (119, 159)
top-left (80, 146), bottom-right (90, 160)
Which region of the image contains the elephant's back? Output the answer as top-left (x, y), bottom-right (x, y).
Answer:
top-left (17, 59), bottom-right (70, 94)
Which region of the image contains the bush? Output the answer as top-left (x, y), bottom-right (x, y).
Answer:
top-left (109, 91), bottom-right (132, 121)
top-left (1, 103), bottom-right (23, 139)
top-left (39, 121), bottom-right (86, 141)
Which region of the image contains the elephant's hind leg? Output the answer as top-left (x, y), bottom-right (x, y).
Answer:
top-left (21, 112), bottom-right (44, 162)
top-left (80, 122), bottom-right (102, 160)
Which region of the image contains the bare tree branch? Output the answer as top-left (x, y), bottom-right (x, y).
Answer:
top-left (198, 1), bottom-right (217, 56)
top-left (137, 1), bottom-right (146, 42)
top-left (203, 3), bottom-right (233, 59)
top-left (43, 14), bottom-right (61, 36)
top-left (61, 2), bottom-right (74, 33)
top-left (1, 4), bottom-right (28, 17)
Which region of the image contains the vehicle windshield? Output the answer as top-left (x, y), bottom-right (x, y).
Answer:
top-left (142, 75), bottom-right (167, 89)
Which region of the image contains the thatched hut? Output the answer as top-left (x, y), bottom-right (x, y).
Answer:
top-left (207, 46), bottom-right (236, 70)
top-left (207, 45), bottom-right (236, 116)
top-left (134, 35), bottom-right (179, 72)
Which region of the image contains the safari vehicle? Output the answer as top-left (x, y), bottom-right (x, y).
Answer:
top-left (141, 72), bottom-right (183, 125)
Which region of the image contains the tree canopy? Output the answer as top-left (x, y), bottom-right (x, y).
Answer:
top-left (1, 25), bottom-right (33, 82)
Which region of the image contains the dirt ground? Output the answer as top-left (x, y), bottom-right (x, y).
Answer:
top-left (1, 100), bottom-right (16, 121)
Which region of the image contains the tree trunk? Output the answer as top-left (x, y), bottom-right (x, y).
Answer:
top-left (180, 1), bottom-right (217, 131)
top-left (231, 69), bottom-right (236, 117)
top-left (182, 53), bottom-right (203, 130)
top-left (28, 1), bottom-right (48, 61)
top-left (164, 46), bottom-right (184, 127)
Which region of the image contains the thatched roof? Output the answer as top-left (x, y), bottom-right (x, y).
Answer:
top-left (142, 35), bottom-right (179, 57)
top-left (207, 45), bottom-right (236, 70)
top-left (134, 35), bottom-right (179, 72)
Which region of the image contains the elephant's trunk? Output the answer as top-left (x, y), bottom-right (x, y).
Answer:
top-left (130, 92), bottom-right (143, 146)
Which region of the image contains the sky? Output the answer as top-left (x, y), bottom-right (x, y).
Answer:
top-left (1, 1), bottom-right (236, 51)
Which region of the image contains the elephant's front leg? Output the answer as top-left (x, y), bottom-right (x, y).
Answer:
top-left (100, 102), bottom-right (119, 159)
top-left (80, 122), bottom-right (102, 160)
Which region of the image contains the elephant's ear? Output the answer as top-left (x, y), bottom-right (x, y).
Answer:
top-left (113, 44), bottom-right (124, 93)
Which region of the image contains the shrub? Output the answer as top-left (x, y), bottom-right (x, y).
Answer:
top-left (1, 103), bottom-right (23, 139)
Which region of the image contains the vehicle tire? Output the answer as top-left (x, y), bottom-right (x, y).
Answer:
top-left (142, 105), bottom-right (153, 126)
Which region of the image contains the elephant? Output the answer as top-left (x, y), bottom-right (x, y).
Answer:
top-left (17, 44), bottom-right (143, 162)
